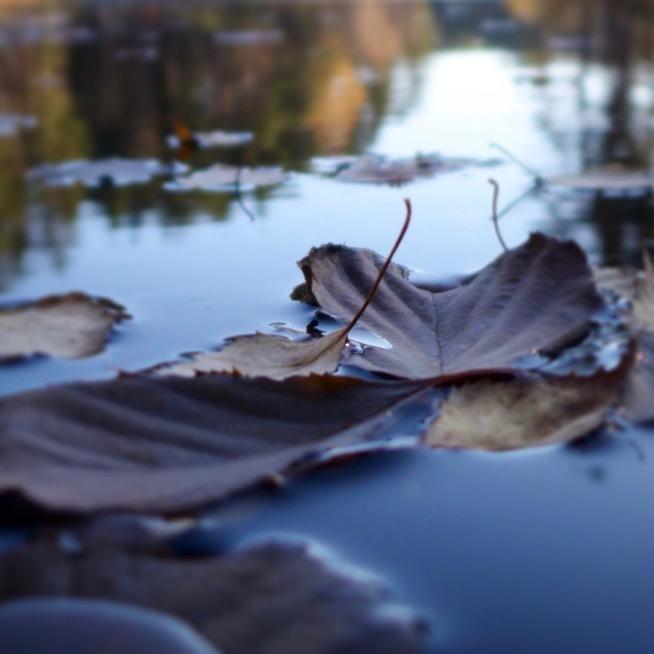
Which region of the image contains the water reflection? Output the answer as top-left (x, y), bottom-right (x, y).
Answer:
top-left (0, 0), bottom-right (443, 287)
top-left (1, 1), bottom-right (654, 337)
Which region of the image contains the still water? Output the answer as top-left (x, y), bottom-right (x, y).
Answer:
top-left (2, 1), bottom-right (654, 652)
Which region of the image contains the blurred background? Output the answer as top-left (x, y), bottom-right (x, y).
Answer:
top-left (2, 0), bottom-right (654, 392)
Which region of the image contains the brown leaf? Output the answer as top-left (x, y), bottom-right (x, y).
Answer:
top-left (161, 233), bottom-right (602, 383)
top-left (157, 201), bottom-right (412, 381)
top-left (623, 254), bottom-right (654, 422)
top-left (155, 330), bottom-right (347, 381)
top-left (0, 538), bottom-right (429, 654)
top-left (0, 373), bottom-right (427, 514)
top-left (297, 233), bottom-right (603, 379)
top-left (0, 292), bottom-right (129, 361)
top-left (427, 368), bottom-right (627, 451)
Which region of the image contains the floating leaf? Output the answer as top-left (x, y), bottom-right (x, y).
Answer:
top-left (295, 233), bottom-right (604, 379)
top-left (427, 369), bottom-right (627, 452)
top-left (164, 233), bottom-right (601, 382)
top-left (0, 292), bottom-right (129, 361)
top-left (315, 153), bottom-right (500, 185)
top-left (27, 158), bottom-right (187, 188)
top-left (547, 166), bottom-right (654, 193)
top-left (0, 373), bottom-right (428, 514)
top-left (0, 538), bottom-right (428, 654)
top-left (157, 202), bottom-right (412, 380)
top-left (164, 165), bottom-right (286, 193)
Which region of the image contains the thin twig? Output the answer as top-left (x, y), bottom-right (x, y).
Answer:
top-left (344, 198), bottom-right (412, 333)
top-left (488, 179), bottom-right (508, 253)
top-left (490, 143), bottom-right (545, 184)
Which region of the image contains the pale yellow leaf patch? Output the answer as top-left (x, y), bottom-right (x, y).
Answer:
top-left (426, 375), bottom-right (621, 452)
top-left (0, 292), bottom-right (128, 361)
top-left (156, 329), bottom-right (347, 381)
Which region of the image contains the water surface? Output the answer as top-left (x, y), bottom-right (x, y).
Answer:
top-left (2, 1), bottom-right (654, 652)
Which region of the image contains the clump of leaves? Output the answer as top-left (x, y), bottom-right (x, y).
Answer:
top-left (0, 198), bottom-right (649, 516)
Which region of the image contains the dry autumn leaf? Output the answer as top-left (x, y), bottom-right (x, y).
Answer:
top-left (427, 368), bottom-right (628, 451)
top-left (156, 330), bottom-right (347, 380)
top-left (0, 373), bottom-right (430, 514)
top-left (0, 292), bottom-right (129, 361)
top-left (295, 232), bottom-right (603, 379)
top-left (157, 201), bottom-right (412, 381)
top-left (160, 232), bottom-right (603, 383)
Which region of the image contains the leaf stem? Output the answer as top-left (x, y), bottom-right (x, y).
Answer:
top-left (344, 198), bottom-right (412, 334)
top-left (488, 179), bottom-right (509, 253)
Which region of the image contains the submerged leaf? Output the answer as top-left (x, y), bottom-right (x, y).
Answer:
top-left (0, 538), bottom-right (428, 654)
top-left (0, 374), bottom-right (426, 514)
top-left (0, 292), bottom-right (129, 361)
top-left (165, 165), bottom-right (286, 193)
top-left (297, 233), bottom-right (604, 379)
top-left (427, 368), bottom-right (626, 451)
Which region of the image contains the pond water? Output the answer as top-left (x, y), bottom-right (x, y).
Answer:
top-left (2, 0), bottom-right (654, 652)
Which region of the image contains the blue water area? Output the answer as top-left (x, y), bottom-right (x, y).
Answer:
top-left (1, 1), bottom-right (654, 652)
top-left (213, 425), bottom-right (654, 654)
